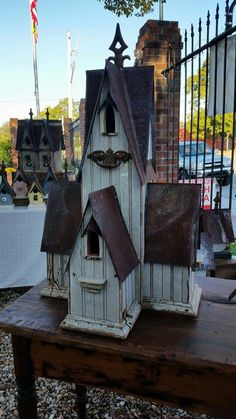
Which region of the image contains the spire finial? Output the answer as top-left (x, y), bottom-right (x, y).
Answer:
top-left (29, 108), bottom-right (33, 120)
top-left (46, 108), bottom-right (50, 119)
top-left (108, 24), bottom-right (130, 68)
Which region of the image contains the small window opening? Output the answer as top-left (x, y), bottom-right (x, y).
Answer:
top-left (42, 155), bottom-right (49, 167)
top-left (42, 137), bottom-right (48, 146)
top-left (25, 137), bottom-right (31, 146)
top-left (87, 231), bottom-right (100, 257)
top-left (105, 104), bottom-right (115, 134)
top-left (33, 186), bottom-right (39, 193)
top-left (25, 155), bottom-right (32, 167)
top-left (33, 195), bottom-right (38, 201)
top-left (17, 175), bottom-right (23, 182)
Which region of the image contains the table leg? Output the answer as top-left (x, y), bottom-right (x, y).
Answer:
top-left (12, 335), bottom-right (37, 419)
top-left (75, 384), bottom-right (88, 419)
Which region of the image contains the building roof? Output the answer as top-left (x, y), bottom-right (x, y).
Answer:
top-left (87, 186), bottom-right (139, 282)
top-left (41, 181), bottom-right (82, 255)
top-left (78, 60), bottom-right (155, 184)
top-left (144, 183), bottom-right (201, 268)
top-left (16, 119), bottom-right (65, 152)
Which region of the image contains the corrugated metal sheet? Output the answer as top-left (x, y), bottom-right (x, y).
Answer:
top-left (89, 186), bottom-right (139, 282)
top-left (41, 181), bottom-right (82, 255)
top-left (144, 183), bottom-right (201, 267)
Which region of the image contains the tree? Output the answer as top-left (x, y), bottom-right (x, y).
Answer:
top-left (40, 98), bottom-right (79, 120)
top-left (97, 0), bottom-right (158, 17)
top-left (185, 61), bottom-right (234, 142)
top-left (0, 122), bottom-right (12, 165)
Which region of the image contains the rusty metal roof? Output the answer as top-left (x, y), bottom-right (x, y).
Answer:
top-left (201, 209), bottom-right (235, 243)
top-left (144, 183), bottom-right (201, 267)
top-left (41, 181), bottom-right (82, 255)
top-left (16, 119), bottom-right (65, 152)
top-left (78, 60), bottom-right (155, 184)
top-left (89, 186), bottom-right (139, 282)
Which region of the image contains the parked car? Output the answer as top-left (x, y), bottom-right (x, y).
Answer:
top-left (178, 141), bottom-right (232, 186)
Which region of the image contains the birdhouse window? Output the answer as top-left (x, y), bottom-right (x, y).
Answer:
top-left (25, 137), bottom-right (31, 146)
top-left (105, 104), bottom-right (116, 134)
top-left (25, 155), bottom-right (32, 167)
top-left (42, 137), bottom-right (48, 146)
top-left (42, 155), bottom-right (49, 167)
top-left (87, 231), bottom-right (100, 258)
top-left (33, 195), bottom-right (38, 201)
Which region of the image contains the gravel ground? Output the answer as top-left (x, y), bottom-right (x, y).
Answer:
top-left (0, 288), bottom-right (216, 419)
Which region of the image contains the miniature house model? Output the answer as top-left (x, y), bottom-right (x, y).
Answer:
top-left (41, 25), bottom-right (202, 338)
top-left (16, 111), bottom-right (64, 175)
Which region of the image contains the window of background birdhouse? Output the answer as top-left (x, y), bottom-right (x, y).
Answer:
top-left (42, 137), bottom-right (48, 146)
top-left (105, 104), bottom-right (115, 134)
top-left (25, 137), bottom-right (31, 146)
top-left (25, 155), bottom-right (32, 167)
top-left (34, 195), bottom-right (38, 201)
top-left (87, 231), bottom-right (100, 257)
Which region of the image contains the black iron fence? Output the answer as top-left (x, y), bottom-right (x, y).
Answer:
top-left (163, 0), bottom-right (236, 210)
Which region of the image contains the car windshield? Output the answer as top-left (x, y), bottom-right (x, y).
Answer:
top-left (179, 143), bottom-right (212, 157)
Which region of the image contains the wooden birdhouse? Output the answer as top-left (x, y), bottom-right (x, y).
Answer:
top-left (12, 164), bottom-right (30, 206)
top-left (61, 186), bottom-right (141, 338)
top-left (41, 181), bottom-right (82, 299)
top-left (28, 173), bottom-right (44, 205)
top-left (16, 110), bottom-right (64, 174)
top-left (43, 165), bottom-right (57, 199)
top-left (0, 171), bottom-right (15, 205)
top-left (143, 183), bottom-right (202, 316)
top-left (41, 24), bottom-right (203, 339)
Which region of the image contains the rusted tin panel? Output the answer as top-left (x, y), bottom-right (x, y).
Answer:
top-left (41, 181), bottom-right (82, 255)
top-left (197, 233), bottom-right (215, 271)
top-left (201, 209), bottom-right (234, 243)
top-left (219, 210), bottom-right (235, 243)
top-left (89, 186), bottom-right (139, 282)
top-left (144, 183), bottom-right (201, 267)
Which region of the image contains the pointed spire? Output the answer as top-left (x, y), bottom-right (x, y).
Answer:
top-left (46, 108), bottom-right (50, 119)
top-left (29, 108), bottom-right (34, 120)
top-left (108, 24), bottom-right (130, 68)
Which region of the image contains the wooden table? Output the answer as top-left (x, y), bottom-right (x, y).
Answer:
top-left (1, 277), bottom-right (236, 419)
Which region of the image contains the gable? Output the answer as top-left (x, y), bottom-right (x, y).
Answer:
top-left (78, 61), bottom-right (155, 184)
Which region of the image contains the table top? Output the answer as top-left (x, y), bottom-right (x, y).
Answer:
top-left (1, 276), bottom-right (236, 374)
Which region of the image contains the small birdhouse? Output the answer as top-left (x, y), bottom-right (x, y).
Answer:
top-left (61, 186), bottom-right (141, 339)
top-left (28, 173), bottom-right (44, 205)
top-left (43, 165), bottom-right (57, 201)
top-left (12, 165), bottom-right (30, 206)
top-left (0, 163), bottom-right (15, 205)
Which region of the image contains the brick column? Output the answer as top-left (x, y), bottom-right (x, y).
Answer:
top-left (135, 20), bottom-right (181, 182)
top-left (10, 118), bottom-right (18, 167)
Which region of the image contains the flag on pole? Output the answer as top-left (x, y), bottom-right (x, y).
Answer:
top-left (30, 0), bottom-right (38, 43)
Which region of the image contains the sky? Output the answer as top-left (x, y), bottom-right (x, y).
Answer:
top-left (0, 0), bottom-right (231, 125)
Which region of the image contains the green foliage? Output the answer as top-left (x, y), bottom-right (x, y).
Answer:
top-left (230, 242), bottom-right (236, 256)
top-left (0, 122), bottom-right (12, 165)
top-left (186, 61), bottom-right (234, 141)
top-left (97, 0), bottom-right (158, 16)
top-left (40, 98), bottom-right (79, 120)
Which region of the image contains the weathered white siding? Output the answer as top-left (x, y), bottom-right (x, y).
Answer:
top-left (143, 263), bottom-right (192, 304)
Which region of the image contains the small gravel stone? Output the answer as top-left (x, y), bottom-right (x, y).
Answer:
top-left (0, 287), bottom-right (217, 418)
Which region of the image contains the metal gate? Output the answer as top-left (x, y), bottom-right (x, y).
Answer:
top-left (163, 0), bottom-right (236, 210)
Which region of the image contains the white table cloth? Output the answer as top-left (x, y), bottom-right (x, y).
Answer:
top-left (0, 205), bottom-right (47, 288)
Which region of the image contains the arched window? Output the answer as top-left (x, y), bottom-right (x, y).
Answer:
top-left (87, 230), bottom-right (100, 257)
top-left (105, 104), bottom-right (115, 134)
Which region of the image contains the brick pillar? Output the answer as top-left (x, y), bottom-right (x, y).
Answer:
top-left (10, 118), bottom-right (18, 167)
top-left (79, 99), bottom-right (85, 152)
top-left (135, 20), bottom-right (181, 182)
top-left (63, 117), bottom-right (72, 162)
